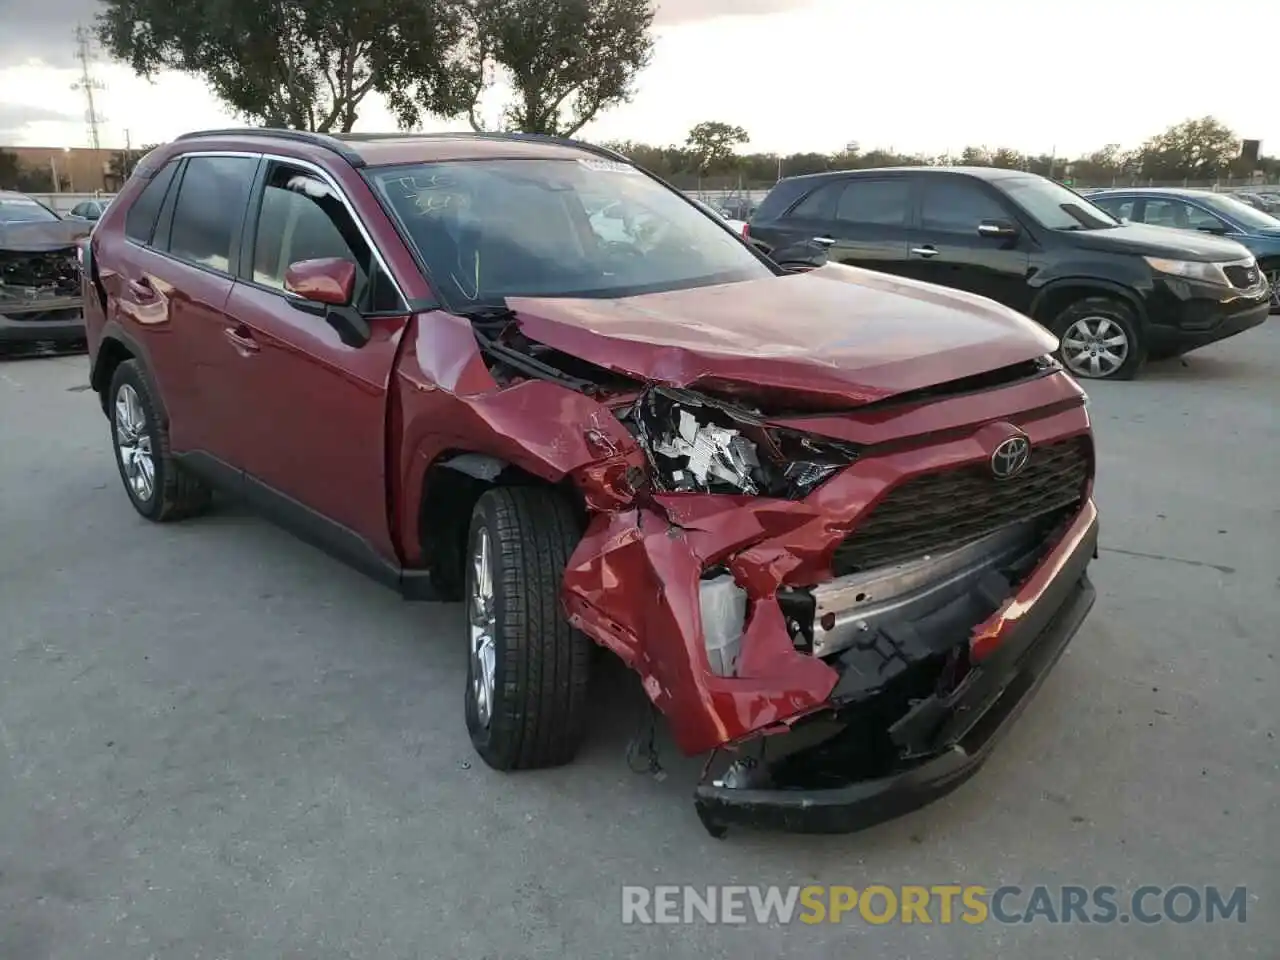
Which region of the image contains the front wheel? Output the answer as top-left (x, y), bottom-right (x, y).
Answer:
top-left (1050, 297), bottom-right (1146, 381)
top-left (464, 486), bottom-right (592, 771)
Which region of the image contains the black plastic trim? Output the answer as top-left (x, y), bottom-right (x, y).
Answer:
top-left (175, 128), bottom-right (368, 168)
top-left (174, 451), bottom-right (442, 601)
top-left (693, 512), bottom-right (1099, 837)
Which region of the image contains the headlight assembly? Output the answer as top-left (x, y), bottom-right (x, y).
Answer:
top-left (1143, 256), bottom-right (1231, 287)
top-left (623, 387), bottom-right (859, 499)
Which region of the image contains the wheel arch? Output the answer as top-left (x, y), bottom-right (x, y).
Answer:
top-left (417, 450), bottom-right (587, 600)
top-left (91, 324), bottom-right (168, 425)
top-left (1030, 279), bottom-right (1148, 329)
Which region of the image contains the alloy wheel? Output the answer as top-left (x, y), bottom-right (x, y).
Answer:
top-left (1266, 268), bottom-right (1280, 310)
top-left (1060, 316), bottom-right (1130, 378)
top-left (468, 526), bottom-right (497, 729)
top-left (114, 383), bottom-right (155, 502)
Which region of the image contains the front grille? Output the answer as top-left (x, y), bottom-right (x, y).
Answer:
top-left (1223, 263), bottom-right (1260, 289)
top-left (831, 436), bottom-right (1091, 575)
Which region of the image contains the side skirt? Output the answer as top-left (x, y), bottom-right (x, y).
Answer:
top-left (174, 451), bottom-right (443, 602)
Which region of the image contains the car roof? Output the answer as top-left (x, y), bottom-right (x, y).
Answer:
top-left (781, 165), bottom-right (1034, 185)
top-left (1089, 186), bottom-right (1224, 198)
top-left (170, 128), bottom-right (623, 169)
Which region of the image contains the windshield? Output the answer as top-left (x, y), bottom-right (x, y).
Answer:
top-left (0, 196), bottom-right (60, 224)
top-left (1200, 193), bottom-right (1280, 230)
top-left (1001, 176), bottom-right (1120, 231)
top-left (368, 159), bottom-right (771, 307)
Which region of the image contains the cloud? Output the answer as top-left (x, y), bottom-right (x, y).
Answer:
top-left (653, 0), bottom-right (814, 25)
top-left (0, 101), bottom-right (79, 139)
top-left (0, 0), bottom-right (96, 68)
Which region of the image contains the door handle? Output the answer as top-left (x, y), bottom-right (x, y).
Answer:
top-left (223, 325), bottom-right (260, 355)
top-left (910, 246), bottom-right (940, 258)
top-left (812, 236), bottom-right (836, 246)
top-left (127, 277), bottom-right (157, 301)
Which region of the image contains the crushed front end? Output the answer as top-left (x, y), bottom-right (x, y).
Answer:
top-left (0, 237), bottom-right (86, 351)
top-left (560, 363), bottom-right (1098, 836)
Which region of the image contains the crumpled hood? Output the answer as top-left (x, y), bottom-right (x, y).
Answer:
top-left (0, 219), bottom-right (90, 253)
top-left (507, 263), bottom-right (1059, 409)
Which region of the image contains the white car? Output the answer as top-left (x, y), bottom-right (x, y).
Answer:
top-left (690, 198), bottom-right (748, 237)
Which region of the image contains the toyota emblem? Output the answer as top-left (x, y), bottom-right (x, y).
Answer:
top-left (991, 435), bottom-right (1031, 480)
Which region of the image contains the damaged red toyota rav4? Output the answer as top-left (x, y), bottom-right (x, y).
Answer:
top-left (82, 130), bottom-right (1099, 836)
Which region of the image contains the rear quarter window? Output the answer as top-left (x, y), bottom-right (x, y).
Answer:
top-left (124, 159), bottom-right (180, 244)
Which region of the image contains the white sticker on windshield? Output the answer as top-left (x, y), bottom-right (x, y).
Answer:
top-left (577, 158), bottom-right (639, 174)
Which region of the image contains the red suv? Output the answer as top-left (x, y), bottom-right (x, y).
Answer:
top-left (82, 129), bottom-right (1100, 836)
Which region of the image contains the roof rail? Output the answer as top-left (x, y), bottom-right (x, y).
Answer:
top-left (173, 128), bottom-right (367, 167)
top-left (329, 130), bottom-right (632, 164)
top-left (175, 127), bottom-right (632, 169)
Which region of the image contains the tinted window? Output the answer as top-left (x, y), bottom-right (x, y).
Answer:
top-left (370, 159), bottom-right (771, 306)
top-left (835, 180), bottom-right (910, 226)
top-left (1092, 196), bottom-right (1136, 220)
top-left (790, 182), bottom-right (845, 220)
top-left (167, 156), bottom-right (257, 272)
top-left (1142, 199), bottom-right (1224, 232)
top-left (920, 179), bottom-right (1008, 231)
top-left (124, 160), bottom-right (179, 244)
top-left (250, 162), bottom-right (402, 312)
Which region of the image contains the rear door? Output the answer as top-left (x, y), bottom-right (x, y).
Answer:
top-left (220, 157), bottom-right (412, 559)
top-left (901, 176), bottom-right (1033, 312)
top-left (752, 179), bottom-right (848, 268)
top-left (106, 153), bottom-right (259, 461)
top-left (823, 177), bottom-right (914, 276)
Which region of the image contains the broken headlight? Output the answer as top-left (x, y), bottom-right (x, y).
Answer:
top-left (625, 387), bottom-right (859, 499)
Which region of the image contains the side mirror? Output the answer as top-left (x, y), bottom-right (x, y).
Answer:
top-left (284, 257), bottom-right (371, 348)
top-left (977, 219), bottom-right (1020, 239)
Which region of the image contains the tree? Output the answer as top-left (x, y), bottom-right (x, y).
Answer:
top-left (464, 0), bottom-right (654, 136)
top-left (684, 121), bottom-right (749, 173)
top-left (97, 0), bottom-right (472, 132)
top-left (0, 149), bottom-right (20, 189)
top-left (1132, 116), bottom-right (1239, 182)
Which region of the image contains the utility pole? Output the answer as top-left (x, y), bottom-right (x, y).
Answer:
top-left (72, 24), bottom-right (106, 152)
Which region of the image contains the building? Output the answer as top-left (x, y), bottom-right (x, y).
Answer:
top-left (1, 146), bottom-right (122, 193)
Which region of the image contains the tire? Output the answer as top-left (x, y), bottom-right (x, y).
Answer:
top-left (1050, 296), bottom-right (1146, 381)
top-left (1259, 258), bottom-right (1280, 314)
top-left (108, 359), bottom-right (212, 522)
top-left (464, 486), bottom-right (592, 770)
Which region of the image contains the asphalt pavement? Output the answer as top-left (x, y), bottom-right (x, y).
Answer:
top-left (1, 328), bottom-right (1277, 959)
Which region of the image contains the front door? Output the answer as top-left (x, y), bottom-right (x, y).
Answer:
top-left (220, 158), bottom-right (412, 561)
top-left (902, 177), bottom-right (1033, 313)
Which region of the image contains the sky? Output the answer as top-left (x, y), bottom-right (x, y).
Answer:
top-left (1, 0), bottom-right (1278, 159)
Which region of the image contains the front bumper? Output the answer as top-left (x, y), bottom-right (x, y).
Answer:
top-left (692, 502), bottom-right (1098, 836)
top-left (0, 296), bottom-right (85, 345)
top-left (1147, 276), bottom-right (1270, 353)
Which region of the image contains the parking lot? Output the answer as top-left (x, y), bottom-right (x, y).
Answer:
top-left (1, 325), bottom-right (1277, 958)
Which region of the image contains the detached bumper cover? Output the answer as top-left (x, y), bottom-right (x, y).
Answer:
top-left (693, 502), bottom-right (1098, 835)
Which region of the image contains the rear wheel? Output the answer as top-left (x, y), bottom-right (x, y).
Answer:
top-left (1050, 297), bottom-right (1145, 381)
top-left (108, 360), bottom-right (212, 521)
top-left (464, 486), bottom-right (592, 771)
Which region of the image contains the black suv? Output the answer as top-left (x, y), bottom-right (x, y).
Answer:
top-left (747, 167), bottom-right (1271, 379)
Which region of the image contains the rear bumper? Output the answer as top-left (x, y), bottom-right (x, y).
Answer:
top-left (693, 503), bottom-right (1098, 836)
